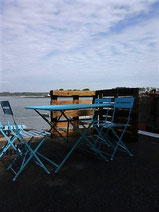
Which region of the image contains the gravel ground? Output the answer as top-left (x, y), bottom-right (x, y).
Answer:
top-left (0, 134), bottom-right (159, 212)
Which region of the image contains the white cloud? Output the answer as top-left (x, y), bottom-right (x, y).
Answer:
top-left (0, 0), bottom-right (159, 91)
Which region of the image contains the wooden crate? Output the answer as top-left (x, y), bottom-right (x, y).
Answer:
top-left (50, 90), bottom-right (96, 135)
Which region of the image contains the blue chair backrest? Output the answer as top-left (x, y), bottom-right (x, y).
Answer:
top-left (0, 101), bottom-right (20, 136)
top-left (0, 101), bottom-right (15, 127)
top-left (114, 97), bottom-right (134, 109)
top-left (1, 101), bottom-right (14, 115)
top-left (111, 97), bottom-right (134, 124)
top-left (94, 98), bottom-right (112, 121)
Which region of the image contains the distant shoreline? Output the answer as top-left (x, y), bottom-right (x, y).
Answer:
top-left (20, 96), bottom-right (50, 98)
top-left (0, 92), bottom-right (50, 98)
top-left (0, 96), bottom-right (50, 98)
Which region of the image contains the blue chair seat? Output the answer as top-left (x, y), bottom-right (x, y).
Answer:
top-left (19, 130), bottom-right (50, 137)
top-left (98, 122), bottom-right (126, 128)
top-left (3, 124), bottom-right (26, 131)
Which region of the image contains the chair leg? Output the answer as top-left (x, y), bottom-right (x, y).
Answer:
top-left (66, 121), bottom-right (69, 142)
top-left (94, 126), bottom-right (112, 148)
top-left (11, 135), bottom-right (50, 181)
top-left (110, 128), bottom-right (133, 160)
top-left (0, 137), bottom-right (19, 158)
top-left (12, 148), bottom-right (50, 181)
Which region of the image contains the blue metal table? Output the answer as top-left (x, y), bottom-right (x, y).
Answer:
top-left (25, 103), bottom-right (111, 173)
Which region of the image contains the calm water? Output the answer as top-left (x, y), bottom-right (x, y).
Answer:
top-left (0, 96), bottom-right (51, 130)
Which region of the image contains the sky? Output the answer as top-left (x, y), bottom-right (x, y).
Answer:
top-left (0, 0), bottom-right (159, 92)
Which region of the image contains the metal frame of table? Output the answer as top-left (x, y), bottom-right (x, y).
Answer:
top-left (25, 103), bottom-right (112, 173)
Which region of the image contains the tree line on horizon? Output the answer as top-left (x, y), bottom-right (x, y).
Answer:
top-left (0, 87), bottom-right (158, 96)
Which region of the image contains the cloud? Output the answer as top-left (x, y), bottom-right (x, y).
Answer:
top-left (0, 0), bottom-right (159, 91)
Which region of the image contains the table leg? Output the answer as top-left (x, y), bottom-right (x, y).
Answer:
top-left (54, 111), bottom-right (108, 173)
top-left (34, 109), bottom-right (68, 143)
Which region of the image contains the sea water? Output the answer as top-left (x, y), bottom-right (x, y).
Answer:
top-left (0, 96), bottom-right (51, 130)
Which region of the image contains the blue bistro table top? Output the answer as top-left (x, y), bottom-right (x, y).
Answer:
top-left (25, 103), bottom-right (112, 111)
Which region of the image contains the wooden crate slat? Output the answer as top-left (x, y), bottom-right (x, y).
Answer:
top-left (51, 100), bottom-right (74, 105)
top-left (52, 109), bottom-right (93, 118)
top-left (79, 100), bottom-right (92, 104)
top-left (51, 100), bottom-right (92, 105)
top-left (52, 110), bottom-right (79, 118)
top-left (50, 90), bottom-right (95, 97)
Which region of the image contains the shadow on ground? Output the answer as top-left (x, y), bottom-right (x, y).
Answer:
top-left (0, 135), bottom-right (159, 212)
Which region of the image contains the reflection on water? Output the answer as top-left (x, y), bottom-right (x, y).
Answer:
top-left (0, 96), bottom-right (51, 130)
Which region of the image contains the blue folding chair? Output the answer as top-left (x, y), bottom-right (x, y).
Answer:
top-left (94, 97), bottom-right (134, 160)
top-left (0, 104), bottom-right (26, 159)
top-left (80, 98), bottom-right (112, 126)
top-left (79, 98), bottom-right (112, 154)
top-left (0, 101), bottom-right (51, 181)
top-left (92, 98), bottom-right (112, 146)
